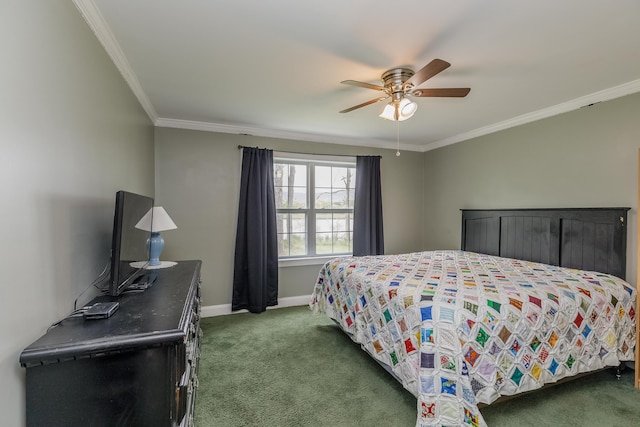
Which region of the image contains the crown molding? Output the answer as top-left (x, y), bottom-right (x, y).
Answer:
top-left (73, 0), bottom-right (158, 122)
top-left (423, 78), bottom-right (640, 152)
top-left (154, 118), bottom-right (425, 152)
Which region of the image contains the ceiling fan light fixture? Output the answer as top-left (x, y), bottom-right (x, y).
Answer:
top-left (379, 102), bottom-right (397, 121)
top-left (399, 98), bottom-right (417, 119)
top-left (379, 98), bottom-right (417, 122)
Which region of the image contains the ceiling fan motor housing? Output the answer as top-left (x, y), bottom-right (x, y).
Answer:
top-left (381, 68), bottom-right (415, 102)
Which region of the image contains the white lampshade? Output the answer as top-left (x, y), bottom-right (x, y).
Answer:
top-left (379, 102), bottom-right (397, 121)
top-left (379, 98), bottom-right (417, 121)
top-left (135, 207), bottom-right (177, 232)
top-left (398, 98), bottom-right (417, 120)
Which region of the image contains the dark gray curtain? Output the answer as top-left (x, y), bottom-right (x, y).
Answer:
top-left (353, 155), bottom-right (384, 256)
top-left (232, 147), bottom-right (278, 313)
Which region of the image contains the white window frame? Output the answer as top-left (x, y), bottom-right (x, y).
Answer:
top-left (274, 152), bottom-right (356, 266)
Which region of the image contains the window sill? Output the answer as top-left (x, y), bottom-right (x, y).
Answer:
top-left (278, 255), bottom-right (351, 267)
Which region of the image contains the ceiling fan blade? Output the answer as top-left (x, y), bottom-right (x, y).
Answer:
top-left (339, 97), bottom-right (388, 113)
top-left (404, 59), bottom-right (451, 88)
top-left (341, 80), bottom-right (386, 91)
top-left (411, 88), bottom-right (471, 97)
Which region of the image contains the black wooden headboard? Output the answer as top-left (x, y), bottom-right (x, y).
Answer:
top-left (461, 208), bottom-right (630, 279)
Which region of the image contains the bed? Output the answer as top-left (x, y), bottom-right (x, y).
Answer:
top-left (310, 208), bottom-right (636, 427)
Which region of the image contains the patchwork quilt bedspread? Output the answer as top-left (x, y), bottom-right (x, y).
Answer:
top-left (310, 250), bottom-right (636, 427)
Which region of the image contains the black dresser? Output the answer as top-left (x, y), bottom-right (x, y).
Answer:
top-left (20, 260), bottom-right (202, 427)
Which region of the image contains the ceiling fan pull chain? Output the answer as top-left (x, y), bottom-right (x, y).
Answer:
top-left (396, 121), bottom-right (401, 157)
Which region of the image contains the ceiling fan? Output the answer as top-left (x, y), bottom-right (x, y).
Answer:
top-left (339, 59), bottom-right (470, 121)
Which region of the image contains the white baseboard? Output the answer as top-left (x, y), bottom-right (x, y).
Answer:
top-left (200, 294), bottom-right (311, 317)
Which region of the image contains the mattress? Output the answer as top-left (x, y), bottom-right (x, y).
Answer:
top-left (310, 250), bottom-right (636, 427)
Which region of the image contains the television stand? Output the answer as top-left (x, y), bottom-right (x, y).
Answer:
top-left (20, 260), bottom-right (202, 427)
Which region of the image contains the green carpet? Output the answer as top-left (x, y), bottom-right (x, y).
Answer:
top-left (195, 306), bottom-right (640, 426)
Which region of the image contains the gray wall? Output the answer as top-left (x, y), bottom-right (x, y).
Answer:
top-left (0, 2), bottom-right (154, 425)
top-left (155, 127), bottom-right (425, 307)
top-left (422, 92), bottom-right (640, 284)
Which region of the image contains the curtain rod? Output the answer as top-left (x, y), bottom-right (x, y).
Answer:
top-left (237, 145), bottom-right (380, 158)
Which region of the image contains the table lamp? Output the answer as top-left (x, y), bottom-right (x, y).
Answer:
top-left (135, 206), bottom-right (177, 268)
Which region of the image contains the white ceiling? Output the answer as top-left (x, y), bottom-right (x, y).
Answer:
top-left (76, 0), bottom-right (640, 152)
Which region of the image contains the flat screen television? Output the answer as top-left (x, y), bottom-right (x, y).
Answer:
top-left (109, 190), bottom-right (154, 296)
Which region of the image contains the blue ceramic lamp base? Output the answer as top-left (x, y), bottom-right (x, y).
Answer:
top-left (148, 232), bottom-right (164, 266)
top-left (129, 232), bottom-right (177, 269)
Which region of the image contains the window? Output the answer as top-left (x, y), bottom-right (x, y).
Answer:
top-left (274, 153), bottom-right (356, 259)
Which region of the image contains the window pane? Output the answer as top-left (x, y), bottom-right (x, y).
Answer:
top-left (332, 189), bottom-right (348, 209)
top-left (315, 188), bottom-right (332, 209)
top-left (289, 233), bottom-right (306, 256)
top-left (291, 186), bottom-right (307, 208)
top-left (291, 213), bottom-right (305, 233)
top-left (315, 166), bottom-right (331, 187)
top-left (332, 167), bottom-right (349, 187)
top-left (316, 213), bottom-right (332, 233)
top-left (274, 163), bottom-right (308, 208)
top-left (316, 212), bottom-right (332, 254)
top-left (333, 232), bottom-right (351, 253)
top-left (291, 164), bottom-right (307, 187)
top-left (316, 231), bottom-right (351, 254)
top-left (316, 232), bottom-right (333, 254)
top-left (332, 213), bottom-right (348, 232)
top-left (276, 212), bottom-right (307, 257)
